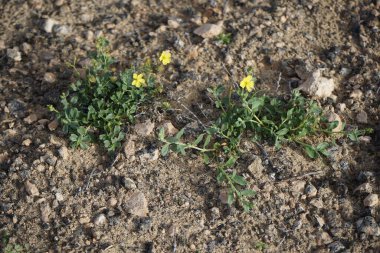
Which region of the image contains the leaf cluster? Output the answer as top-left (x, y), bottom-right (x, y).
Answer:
top-left (50, 38), bottom-right (158, 152)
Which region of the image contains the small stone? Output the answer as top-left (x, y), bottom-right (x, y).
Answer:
top-left (121, 177), bottom-right (137, 190)
top-left (44, 72), bottom-right (57, 83)
top-left (36, 164), bottom-right (46, 172)
top-left (161, 121), bottom-right (178, 136)
top-left (22, 139), bottom-right (32, 146)
top-left (123, 136), bottom-right (136, 157)
top-left (309, 198), bottom-right (323, 209)
top-left (225, 54), bottom-right (233, 65)
top-left (24, 113), bottom-right (38, 124)
top-left (94, 214), bottom-right (107, 226)
top-left (326, 112), bottom-right (344, 132)
top-left (210, 207), bottom-right (220, 219)
top-left (328, 241), bottom-right (346, 253)
top-left (55, 0), bottom-right (64, 6)
top-left (25, 180), bottom-right (40, 196)
top-left (358, 136), bottom-right (371, 144)
top-left (21, 43), bottom-right (32, 54)
top-left (139, 148), bottom-right (159, 162)
top-left (7, 48), bottom-right (22, 62)
top-left (79, 215), bottom-right (91, 224)
top-left (337, 103), bottom-right (346, 112)
top-left (48, 119), bottom-right (59, 131)
top-left (194, 21), bottom-right (223, 39)
top-left (135, 120), bottom-right (155, 136)
top-left (190, 244), bottom-right (196, 251)
top-left (43, 18), bottom-right (59, 33)
top-left (350, 89), bottom-right (363, 100)
top-left (55, 192), bottom-right (64, 202)
top-left (85, 30), bottom-right (94, 41)
top-left (58, 146), bottom-right (69, 160)
top-left (356, 111), bottom-right (368, 124)
top-left (108, 197), bottom-right (117, 207)
top-left (80, 13), bottom-right (93, 23)
top-left (123, 191), bottom-right (149, 217)
top-left (291, 180), bottom-right (306, 193)
top-left (40, 203), bottom-right (51, 223)
top-left (364, 194), bottom-right (378, 207)
top-left (219, 188), bottom-right (229, 204)
top-left (247, 157), bottom-right (264, 175)
top-left (356, 216), bottom-right (380, 236)
top-left (354, 183), bottom-right (372, 194)
top-left (54, 25), bottom-right (70, 36)
top-left (304, 183), bottom-right (318, 198)
top-left (168, 18), bottom-right (180, 29)
top-left (299, 69), bottom-right (335, 99)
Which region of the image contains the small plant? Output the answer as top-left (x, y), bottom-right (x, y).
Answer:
top-left (1, 231), bottom-right (29, 253)
top-left (49, 38), bottom-right (170, 152)
top-left (255, 241), bottom-right (268, 251)
top-left (159, 72), bottom-right (369, 211)
top-left (216, 33), bottom-right (232, 45)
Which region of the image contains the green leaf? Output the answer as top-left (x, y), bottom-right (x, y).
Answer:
top-left (69, 134), bottom-right (78, 142)
top-left (158, 127), bottom-right (165, 140)
top-left (224, 156), bottom-right (237, 168)
top-left (203, 134), bottom-right (211, 148)
top-left (276, 128), bottom-right (289, 136)
top-left (304, 145), bottom-right (317, 159)
top-left (161, 143), bottom-right (170, 156)
top-left (193, 134), bottom-right (204, 146)
top-left (175, 128), bottom-right (185, 140)
top-left (227, 191), bottom-right (234, 205)
top-left (202, 153), bottom-right (210, 164)
top-left (316, 142), bottom-right (329, 151)
top-left (240, 189), bottom-right (256, 197)
top-left (232, 175), bottom-right (247, 186)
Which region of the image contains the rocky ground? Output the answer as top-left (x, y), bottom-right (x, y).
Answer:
top-left (1, 0), bottom-right (380, 252)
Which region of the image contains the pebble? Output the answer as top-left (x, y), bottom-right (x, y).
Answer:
top-left (139, 148), bottom-right (159, 162)
top-left (160, 121), bottom-right (178, 136)
top-left (94, 214), bottom-right (107, 226)
top-left (123, 191), bottom-right (149, 217)
top-left (299, 69), bottom-right (335, 99)
top-left (337, 103), bottom-right (346, 112)
top-left (108, 197), bottom-right (118, 207)
top-left (225, 54), bottom-right (233, 65)
top-left (48, 119), bottom-right (59, 131)
top-left (40, 203), bottom-right (51, 223)
top-left (363, 194), bottom-right (378, 207)
top-left (22, 139), bottom-right (32, 146)
top-left (79, 215), bottom-right (91, 224)
top-left (21, 43), bottom-right (32, 54)
top-left (121, 177), bottom-right (137, 190)
top-left (24, 113), bottom-right (38, 124)
top-left (354, 183), bottom-right (372, 194)
top-left (124, 136), bottom-right (136, 157)
top-left (291, 180), bottom-right (306, 193)
top-left (43, 18), bottom-right (59, 33)
top-left (350, 89), bottom-right (363, 100)
top-left (309, 198), bottom-right (323, 209)
top-left (356, 111), bottom-right (368, 123)
top-left (7, 48), bottom-right (22, 62)
top-left (44, 72), bottom-right (57, 83)
top-left (328, 241), bottom-right (346, 253)
top-left (167, 18), bottom-right (180, 29)
top-left (135, 120), bottom-right (155, 136)
top-left (304, 183), bottom-right (318, 198)
top-left (194, 21), bottom-right (223, 39)
top-left (55, 192), bottom-right (64, 202)
top-left (58, 146), bottom-right (69, 160)
top-left (356, 216), bottom-right (380, 236)
top-left (25, 180), bottom-right (40, 196)
top-left (54, 25), bottom-right (70, 36)
top-left (55, 0), bottom-right (64, 6)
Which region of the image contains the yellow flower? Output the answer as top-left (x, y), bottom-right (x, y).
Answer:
top-left (240, 75), bottom-right (255, 92)
top-left (132, 73), bottom-right (145, 87)
top-left (110, 76), bottom-right (117, 82)
top-left (159, 50), bottom-right (171, 65)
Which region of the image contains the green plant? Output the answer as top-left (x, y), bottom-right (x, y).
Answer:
top-left (159, 74), bottom-right (369, 211)
top-left (49, 37), bottom-right (164, 152)
top-left (1, 231), bottom-right (29, 253)
top-left (255, 241), bottom-right (267, 251)
top-left (216, 33), bottom-right (232, 45)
